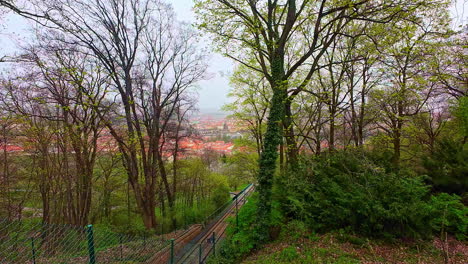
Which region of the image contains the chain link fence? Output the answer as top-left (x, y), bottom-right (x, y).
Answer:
top-left (0, 219), bottom-right (178, 264)
top-left (0, 184), bottom-right (254, 264)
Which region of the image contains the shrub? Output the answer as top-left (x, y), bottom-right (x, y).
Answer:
top-left (279, 150), bottom-right (435, 239)
top-left (278, 246), bottom-right (299, 261)
top-left (429, 193), bottom-right (467, 240)
top-left (422, 138), bottom-right (468, 195)
top-left (214, 193), bottom-right (283, 263)
top-left (279, 220), bottom-right (308, 241)
top-left (211, 183), bottom-right (231, 208)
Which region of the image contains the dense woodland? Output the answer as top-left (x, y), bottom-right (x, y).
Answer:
top-left (0, 0), bottom-right (467, 263)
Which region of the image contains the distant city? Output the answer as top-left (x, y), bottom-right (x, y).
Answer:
top-left (1, 111), bottom-right (248, 159)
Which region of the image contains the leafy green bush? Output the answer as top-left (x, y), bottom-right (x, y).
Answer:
top-left (213, 193), bottom-right (283, 263)
top-left (453, 96), bottom-right (468, 140)
top-left (210, 173), bottom-right (231, 208)
top-left (279, 220), bottom-right (307, 241)
top-left (278, 150), bottom-right (466, 239)
top-left (429, 193), bottom-right (467, 240)
top-left (422, 138), bottom-right (468, 195)
top-left (278, 246), bottom-right (299, 261)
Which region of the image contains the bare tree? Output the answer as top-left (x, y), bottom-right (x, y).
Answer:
top-left (139, 7), bottom-right (207, 217)
top-left (1, 78), bottom-right (62, 223)
top-left (1, 42), bottom-right (111, 225)
top-left (0, 0), bottom-right (208, 229)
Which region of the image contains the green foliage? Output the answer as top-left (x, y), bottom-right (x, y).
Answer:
top-left (214, 194), bottom-right (283, 263)
top-left (366, 136), bottom-right (402, 171)
top-left (209, 173), bottom-right (231, 208)
top-left (222, 195), bottom-right (259, 261)
top-left (428, 193), bottom-right (467, 240)
top-left (254, 84), bottom-right (285, 243)
top-left (278, 150), bottom-right (467, 240)
top-left (422, 138), bottom-right (468, 195)
top-left (454, 96), bottom-right (468, 138)
top-left (279, 220), bottom-right (308, 241)
top-left (223, 151), bottom-right (257, 190)
top-left (278, 246), bottom-right (299, 262)
top-left (108, 216), bottom-right (149, 236)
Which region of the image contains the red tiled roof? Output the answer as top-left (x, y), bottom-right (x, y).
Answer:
top-left (0, 144), bottom-right (24, 152)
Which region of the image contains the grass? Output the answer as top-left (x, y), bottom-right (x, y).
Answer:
top-left (241, 228), bottom-right (467, 264)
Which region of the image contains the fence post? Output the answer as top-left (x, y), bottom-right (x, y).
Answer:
top-left (170, 238), bottom-right (175, 264)
top-left (30, 237), bottom-right (36, 264)
top-left (86, 225), bottom-right (96, 264)
top-left (212, 232), bottom-right (216, 256)
top-left (119, 234), bottom-right (123, 260)
top-left (235, 196), bottom-right (239, 232)
top-left (198, 243), bottom-right (202, 264)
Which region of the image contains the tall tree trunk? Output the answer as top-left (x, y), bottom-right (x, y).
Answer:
top-left (315, 103), bottom-right (323, 155)
top-left (39, 148), bottom-right (51, 224)
top-left (159, 181), bottom-right (166, 217)
top-left (329, 113), bottom-right (336, 152)
top-left (358, 91), bottom-right (366, 146)
top-left (157, 154), bottom-right (173, 208)
top-left (358, 62), bottom-right (368, 147)
top-left (392, 120), bottom-right (402, 166)
top-left (279, 137), bottom-right (284, 171)
top-left (255, 53), bottom-right (286, 242)
top-left (349, 84), bottom-right (359, 147)
top-left (283, 100), bottom-right (298, 167)
top-left (2, 127), bottom-right (12, 220)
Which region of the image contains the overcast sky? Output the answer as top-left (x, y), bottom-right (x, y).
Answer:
top-left (0, 0), bottom-right (235, 112)
top-left (1, 0), bottom-right (467, 112)
top-left (170, 0), bottom-right (234, 112)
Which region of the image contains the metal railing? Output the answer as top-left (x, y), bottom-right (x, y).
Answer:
top-left (175, 184), bottom-right (254, 264)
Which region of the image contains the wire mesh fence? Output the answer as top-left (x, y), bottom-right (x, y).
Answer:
top-left (0, 219), bottom-right (175, 264)
top-left (0, 184), bottom-right (254, 264)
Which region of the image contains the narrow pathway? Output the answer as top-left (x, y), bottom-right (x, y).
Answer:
top-left (145, 184), bottom-right (254, 264)
top-left (175, 184), bottom-right (255, 264)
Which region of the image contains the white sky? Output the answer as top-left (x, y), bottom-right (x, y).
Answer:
top-left (169, 0), bottom-right (234, 112)
top-left (1, 0), bottom-right (467, 112)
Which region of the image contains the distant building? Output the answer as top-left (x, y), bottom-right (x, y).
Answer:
top-left (0, 144), bottom-right (24, 153)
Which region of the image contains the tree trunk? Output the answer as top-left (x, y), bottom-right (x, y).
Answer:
top-left (142, 206), bottom-right (156, 230)
top-left (329, 113), bottom-right (336, 152)
top-left (255, 52), bottom-right (286, 243)
top-left (358, 63), bottom-right (368, 147)
top-left (158, 180), bottom-right (166, 217)
top-left (392, 121), bottom-right (402, 166)
top-left (283, 100), bottom-right (298, 167)
top-left (349, 84), bottom-right (359, 147)
top-left (2, 127), bottom-right (12, 220)
top-left (279, 138), bottom-right (284, 171)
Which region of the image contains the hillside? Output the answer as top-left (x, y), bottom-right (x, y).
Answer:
top-left (242, 229), bottom-right (468, 264)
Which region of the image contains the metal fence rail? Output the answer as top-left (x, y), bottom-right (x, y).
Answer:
top-left (175, 184), bottom-right (254, 264)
